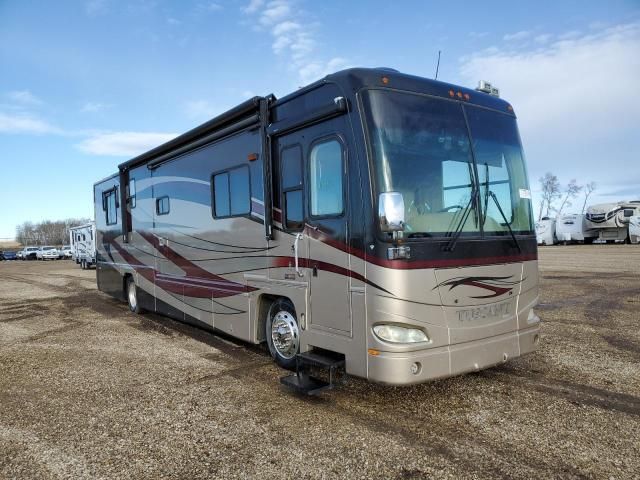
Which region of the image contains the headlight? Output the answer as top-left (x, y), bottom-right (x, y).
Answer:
top-left (373, 324), bottom-right (429, 344)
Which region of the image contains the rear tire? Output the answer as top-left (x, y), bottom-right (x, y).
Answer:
top-left (126, 277), bottom-right (144, 314)
top-left (265, 298), bottom-right (300, 371)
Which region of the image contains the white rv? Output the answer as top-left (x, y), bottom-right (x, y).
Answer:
top-left (535, 217), bottom-right (556, 245)
top-left (555, 214), bottom-right (597, 244)
top-left (629, 216), bottom-right (640, 244)
top-left (69, 222), bottom-right (96, 269)
top-left (585, 201), bottom-right (640, 243)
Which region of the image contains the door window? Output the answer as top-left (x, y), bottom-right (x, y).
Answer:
top-left (309, 139), bottom-right (344, 216)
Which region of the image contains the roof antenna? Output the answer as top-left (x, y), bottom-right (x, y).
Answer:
top-left (435, 50), bottom-right (441, 80)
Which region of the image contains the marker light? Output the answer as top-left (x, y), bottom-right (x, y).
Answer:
top-left (382, 76), bottom-right (389, 84)
top-left (373, 325), bottom-right (429, 344)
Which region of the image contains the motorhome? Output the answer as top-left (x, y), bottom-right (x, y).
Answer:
top-left (555, 214), bottom-right (597, 244)
top-left (70, 222), bottom-right (96, 269)
top-left (94, 68), bottom-right (539, 393)
top-left (585, 201), bottom-right (640, 243)
top-left (629, 216), bottom-right (640, 244)
top-left (535, 217), bottom-right (556, 245)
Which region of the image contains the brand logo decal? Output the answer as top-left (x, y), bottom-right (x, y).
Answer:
top-left (435, 276), bottom-right (523, 299)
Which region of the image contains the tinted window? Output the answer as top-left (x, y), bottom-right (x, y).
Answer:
top-left (280, 145), bottom-right (304, 230)
top-left (229, 168), bottom-right (250, 215)
top-left (156, 196), bottom-right (170, 215)
top-left (285, 190), bottom-right (303, 229)
top-left (129, 179), bottom-right (136, 208)
top-left (281, 145), bottom-right (303, 190)
top-left (213, 166), bottom-right (250, 218)
top-left (213, 173), bottom-right (230, 216)
top-left (310, 139), bottom-right (344, 216)
top-left (105, 189), bottom-right (118, 225)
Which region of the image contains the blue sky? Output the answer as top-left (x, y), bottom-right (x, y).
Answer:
top-left (1, 0), bottom-right (639, 239)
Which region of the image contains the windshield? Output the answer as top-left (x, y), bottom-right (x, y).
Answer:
top-left (361, 89), bottom-right (534, 238)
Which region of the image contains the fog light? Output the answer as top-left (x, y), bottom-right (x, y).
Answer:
top-left (410, 362), bottom-right (421, 375)
top-left (527, 309), bottom-right (540, 325)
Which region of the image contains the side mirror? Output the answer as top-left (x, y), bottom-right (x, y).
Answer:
top-left (623, 209), bottom-right (634, 218)
top-left (379, 192), bottom-right (405, 232)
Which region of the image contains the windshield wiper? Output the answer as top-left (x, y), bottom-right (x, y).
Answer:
top-left (443, 186), bottom-right (479, 252)
top-left (482, 163), bottom-right (521, 252)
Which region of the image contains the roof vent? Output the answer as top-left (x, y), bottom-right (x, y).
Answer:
top-left (476, 80), bottom-right (500, 97)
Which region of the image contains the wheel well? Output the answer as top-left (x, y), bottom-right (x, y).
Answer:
top-left (257, 294), bottom-right (292, 343)
top-left (122, 273), bottom-right (133, 298)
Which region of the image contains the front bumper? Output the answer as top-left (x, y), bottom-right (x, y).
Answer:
top-left (367, 326), bottom-right (540, 385)
top-left (42, 253), bottom-right (59, 259)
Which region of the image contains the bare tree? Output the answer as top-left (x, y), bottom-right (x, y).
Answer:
top-left (15, 218), bottom-right (91, 245)
top-left (555, 179), bottom-right (583, 217)
top-left (581, 182), bottom-right (597, 214)
top-left (538, 172), bottom-right (562, 220)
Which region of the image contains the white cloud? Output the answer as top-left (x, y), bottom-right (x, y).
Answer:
top-left (5, 90), bottom-right (42, 106)
top-left (80, 102), bottom-right (111, 113)
top-left (459, 22), bottom-right (640, 203)
top-left (76, 132), bottom-right (179, 156)
top-left (534, 33), bottom-right (553, 44)
top-left (503, 30), bottom-right (530, 42)
top-left (243, 0), bottom-right (264, 14)
top-left (183, 99), bottom-right (223, 121)
top-left (85, 0), bottom-right (109, 17)
top-left (243, 0), bottom-right (351, 85)
top-left (197, 2), bottom-right (223, 13)
top-left (0, 113), bottom-right (60, 134)
top-left (297, 57), bottom-right (350, 86)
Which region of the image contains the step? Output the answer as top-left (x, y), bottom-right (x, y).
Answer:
top-left (297, 350), bottom-right (345, 370)
top-left (280, 373), bottom-right (332, 396)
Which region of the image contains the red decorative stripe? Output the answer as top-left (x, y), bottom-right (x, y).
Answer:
top-left (462, 280), bottom-right (513, 298)
top-left (303, 224), bottom-right (536, 269)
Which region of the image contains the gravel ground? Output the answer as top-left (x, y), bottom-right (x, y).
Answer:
top-left (1, 247), bottom-right (639, 479)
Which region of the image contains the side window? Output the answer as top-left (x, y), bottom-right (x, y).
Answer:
top-left (212, 166), bottom-right (250, 218)
top-left (156, 196), bottom-right (170, 215)
top-left (129, 179), bottom-right (136, 208)
top-left (309, 139), bottom-right (344, 216)
top-left (281, 145), bottom-right (304, 230)
top-left (105, 189), bottom-right (118, 225)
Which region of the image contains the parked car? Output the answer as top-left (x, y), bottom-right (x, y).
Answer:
top-left (37, 246), bottom-right (59, 260)
top-left (22, 246), bottom-right (39, 260)
top-left (59, 245), bottom-right (72, 259)
top-left (1, 251), bottom-right (18, 260)
top-left (16, 250), bottom-right (24, 260)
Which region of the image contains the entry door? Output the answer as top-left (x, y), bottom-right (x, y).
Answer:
top-left (274, 116), bottom-right (352, 335)
top-left (306, 130), bottom-right (351, 335)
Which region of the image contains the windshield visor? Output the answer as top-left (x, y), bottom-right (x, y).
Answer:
top-left (362, 89), bottom-right (534, 238)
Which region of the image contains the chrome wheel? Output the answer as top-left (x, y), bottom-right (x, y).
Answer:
top-left (128, 280), bottom-right (138, 311)
top-left (270, 310), bottom-right (299, 360)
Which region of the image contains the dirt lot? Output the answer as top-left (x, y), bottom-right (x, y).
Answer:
top-left (1, 246), bottom-right (639, 479)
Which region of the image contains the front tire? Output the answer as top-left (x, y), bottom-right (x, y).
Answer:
top-left (265, 299), bottom-right (300, 370)
top-left (126, 277), bottom-right (144, 314)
